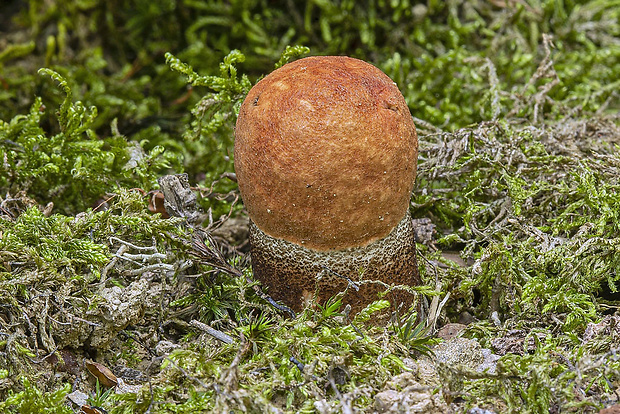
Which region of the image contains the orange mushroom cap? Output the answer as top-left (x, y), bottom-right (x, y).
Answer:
top-left (234, 56), bottom-right (418, 251)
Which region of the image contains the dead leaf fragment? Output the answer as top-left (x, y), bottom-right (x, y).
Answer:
top-left (47, 348), bottom-right (80, 375)
top-left (147, 190), bottom-right (169, 218)
top-left (80, 405), bottom-right (108, 414)
top-left (85, 360), bottom-right (118, 388)
top-left (599, 404), bottom-right (620, 414)
top-left (437, 323), bottom-right (467, 340)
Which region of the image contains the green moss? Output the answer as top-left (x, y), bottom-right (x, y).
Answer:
top-left (0, 70), bottom-right (177, 213)
top-left (0, 378), bottom-right (72, 414)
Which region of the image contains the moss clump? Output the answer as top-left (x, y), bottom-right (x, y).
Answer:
top-left (0, 70), bottom-right (176, 213)
top-left (0, 378), bottom-right (72, 414)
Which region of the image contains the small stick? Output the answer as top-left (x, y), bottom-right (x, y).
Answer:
top-left (190, 320), bottom-right (235, 344)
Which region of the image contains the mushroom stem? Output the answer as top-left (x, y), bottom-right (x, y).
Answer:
top-left (249, 211), bottom-right (420, 314)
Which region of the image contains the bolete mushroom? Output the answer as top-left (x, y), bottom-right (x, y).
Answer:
top-left (234, 56), bottom-right (419, 314)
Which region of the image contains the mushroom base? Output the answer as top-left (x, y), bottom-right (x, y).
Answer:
top-left (249, 212), bottom-right (420, 315)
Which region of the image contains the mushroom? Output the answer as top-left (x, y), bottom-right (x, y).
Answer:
top-left (234, 56), bottom-right (419, 314)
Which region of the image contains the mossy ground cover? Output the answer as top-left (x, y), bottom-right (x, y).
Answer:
top-left (0, 0), bottom-right (619, 412)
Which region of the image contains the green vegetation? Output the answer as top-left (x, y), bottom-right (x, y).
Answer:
top-left (1, 69), bottom-right (175, 213)
top-left (0, 379), bottom-right (72, 414)
top-left (0, 0), bottom-right (619, 412)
